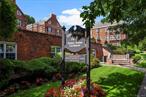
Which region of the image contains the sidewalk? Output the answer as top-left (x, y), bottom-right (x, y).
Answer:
top-left (137, 73), bottom-right (146, 97)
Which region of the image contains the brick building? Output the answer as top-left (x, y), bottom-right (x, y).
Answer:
top-left (91, 23), bottom-right (126, 46)
top-left (0, 0), bottom-right (103, 60)
top-left (12, 0), bottom-right (27, 29)
top-left (26, 14), bottom-right (63, 36)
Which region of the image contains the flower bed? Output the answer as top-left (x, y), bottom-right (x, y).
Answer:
top-left (45, 78), bottom-right (106, 97)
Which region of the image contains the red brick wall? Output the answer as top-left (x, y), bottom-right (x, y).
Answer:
top-left (14, 29), bottom-right (104, 60)
top-left (91, 43), bottom-right (103, 58)
top-left (15, 29), bottom-right (62, 60)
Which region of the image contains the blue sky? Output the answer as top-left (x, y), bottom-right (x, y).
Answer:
top-left (17, 0), bottom-right (102, 27)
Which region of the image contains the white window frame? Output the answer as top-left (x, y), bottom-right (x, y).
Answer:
top-left (17, 10), bottom-right (22, 16)
top-left (48, 27), bottom-right (52, 32)
top-left (51, 46), bottom-right (61, 57)
top-left (92, 49), bottom-right (96, 57)
top-left (17, 19), bottom-right (22, 27)
top-left (0, 41), bottom-right (17, 60)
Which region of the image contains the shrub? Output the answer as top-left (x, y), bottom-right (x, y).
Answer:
top-left (91, 55), bottom-right (100, 68)
top-left (132, 54), bottom-right (142, 64)
top-left (0, 57), bottom-right (58, 89)
top-left (65, 62), bottom-right (86, 73)
top-left (137, 60), bottom-right (146, 68)
top-left (112, 47), bottom-right (127, 54)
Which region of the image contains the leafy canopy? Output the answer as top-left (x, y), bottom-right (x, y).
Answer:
top-left (0, 0), bottom-right (17, 40)
top-left (25, 14), bottom-right (35, 24)
top-left (81, 0), bottom-right (146, 44)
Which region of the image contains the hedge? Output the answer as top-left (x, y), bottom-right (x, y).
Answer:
top-left (0, 57), bottom-right (100, 89)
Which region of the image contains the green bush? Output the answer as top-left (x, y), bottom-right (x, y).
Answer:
top-left (0, 57), bottom-right (58, 89)
top-left (91, 55), bottom-right (100, 68)
top-left (137, 60), bottom-right (146, 68)
top-left (65, 62), bottom-right (86, 73)
top-left (0, 56), bottom-right (99, 89)
top-left (132, 54), bottom-right (142, 64)
top-left (112, 47), bottom-right (127, 54)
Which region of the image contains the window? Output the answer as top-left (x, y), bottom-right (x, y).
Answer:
top-left (110, 34), bottom-right (121, 40)
top-left (116, 34), bottom-right (121, 40)
top-left (91, 49), bottom-right (96, 57)
top-left (17, 19), bottom-right (22, 27)
top-left (57, 30), bottom-right (60, 35)
top-left (48, 27), bottom-right (52, 32)
top-left (51, 46), bottom-right (61, 58)
top-left (0, 44), bottom-right (4, 58)
top-left (0, 42), bottom-right (17, 59)
top-left (96, 28), bottom-right (99, 33)
top-left (17, 10), bottom-right (22, 16)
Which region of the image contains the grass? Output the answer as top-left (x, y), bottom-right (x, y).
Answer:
top-left (8, 66), bottom-right (144, 97)
top-left (8, 82), bottom-right (60, 97)
top-left (91, 66), bottom-right (144, 97)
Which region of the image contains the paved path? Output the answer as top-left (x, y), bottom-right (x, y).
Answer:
top-left (137, 73), bottom-right (146, 97)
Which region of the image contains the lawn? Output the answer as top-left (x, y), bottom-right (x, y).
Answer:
top-left (8, 82), bottom-right (60, 97)
top-left (91, 66), bottom-right (144, 97)
top-left (8, 66), bottom-right (144, 97)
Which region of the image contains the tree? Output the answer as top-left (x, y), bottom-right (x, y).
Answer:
top-left (25, 14), bottom-right (35, 24)
top-left (80, 0), bottom-right (146, 44)
top-left (0, 0), bottom-right (17, 41)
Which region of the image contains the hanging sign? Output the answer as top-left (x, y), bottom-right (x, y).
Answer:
top-left (64, 25), bottom-right (86, 53)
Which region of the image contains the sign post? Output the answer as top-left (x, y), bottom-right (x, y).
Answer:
top-left (86, 28), bottom-right (91, 97)
top-left (61, 26), bottom-right (66, 86)
top-left (61, 25), bottom-right (91, 96)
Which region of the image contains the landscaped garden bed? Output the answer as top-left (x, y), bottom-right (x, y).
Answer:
top-left (8, 66), bottom-right (144, 97)
top-left (0, 56), bottom-right (100, 97)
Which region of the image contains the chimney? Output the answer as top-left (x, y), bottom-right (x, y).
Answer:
top-left (50, 13), bottom-right (56, 19)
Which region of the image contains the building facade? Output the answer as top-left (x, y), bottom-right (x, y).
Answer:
top-left (12, 0), bottom-right (27, 29)
top-left (91, 23), bottom-right (126, 46)
top-left (26, 14), bottom-right (63, 36)
top-left (0, 0), bottom-right (105, 61)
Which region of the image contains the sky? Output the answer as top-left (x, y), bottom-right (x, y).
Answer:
top-left (16, 0), bottom-right (102, 28)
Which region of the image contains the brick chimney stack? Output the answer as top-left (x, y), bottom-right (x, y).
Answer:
top-left (50, 13), bottom-right (56, 19)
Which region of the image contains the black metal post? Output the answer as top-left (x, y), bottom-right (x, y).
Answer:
top-left (86, 28), bottom-right (91, 97)
top-left (61, 26), bottom-right (66, 86)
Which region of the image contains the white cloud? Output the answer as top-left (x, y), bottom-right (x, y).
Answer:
top-left (62, 8), bottom-right (80, 15)
top-left (58, 8), bottom-right (84, 28)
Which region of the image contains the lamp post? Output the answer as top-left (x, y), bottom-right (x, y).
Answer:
top-left (61, 26), bottom-right (66, 86)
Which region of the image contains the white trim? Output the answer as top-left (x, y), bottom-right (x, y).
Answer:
top-left (0, 41), bottom-right (17, 59)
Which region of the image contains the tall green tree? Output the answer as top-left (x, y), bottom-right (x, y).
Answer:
top-left (81, 0), bottom-right (146, 44)
top-left (25, 14), bottom-right (35, 24)
top-left (0, 0), bottom-right (17, 41)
